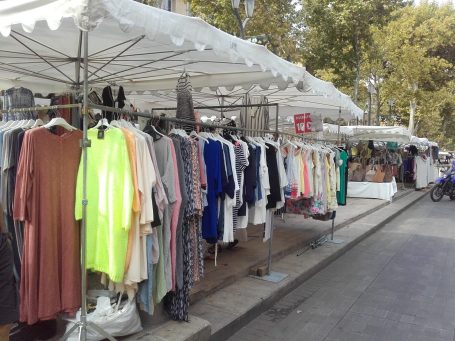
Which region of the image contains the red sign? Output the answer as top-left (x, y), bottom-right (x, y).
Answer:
top-left (294, 113), bottom-right (313, 134)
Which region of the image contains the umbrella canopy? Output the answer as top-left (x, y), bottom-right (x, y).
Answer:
top-left (410, 135), bottom-right (429, 145)
top-left (344, 126), bottom-right (412, 143)
top-left (126, 79), bottom-right (363, 121)
top-left (0, 0), bottom-right (362, 119)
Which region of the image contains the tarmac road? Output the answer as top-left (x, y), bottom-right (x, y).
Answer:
top-left (228, 195), bottom-right (455, 341)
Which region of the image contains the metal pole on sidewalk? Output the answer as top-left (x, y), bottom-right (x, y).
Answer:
top-left (267, 213), bottom-right (274, 275)
top-left (252, 103), bottom-right (287, 283)
top-left (326, 211), bottom-right (343, 244)
top-left (80, 29), bottom-right (90, 341)
top-left (266, 103), bottom-right (279, 275)
top-left (62, 30), bottom-right (116, 341)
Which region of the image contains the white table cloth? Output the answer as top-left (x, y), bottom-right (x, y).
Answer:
top-left (347, 177), bottom-right (397, 201)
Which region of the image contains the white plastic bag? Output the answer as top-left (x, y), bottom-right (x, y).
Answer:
top-left (65, 297), bottom-right (142, 341)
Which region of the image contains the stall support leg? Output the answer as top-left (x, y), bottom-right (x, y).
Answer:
top-left (326, 211), bottom-right (344, 244)
top-left (266, 214), bottom-right (274, 275)
top-left (250, 211), bottom-right (288, 283)
top-left (401, 164), bottom-right (406, 190)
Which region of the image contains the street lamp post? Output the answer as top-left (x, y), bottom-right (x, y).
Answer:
top-left (388, 98), bottom-right (395, 125)
top-left (367, 81), bottom-right (376, 126)
top-left (231, 0), bottom-right (255, 39)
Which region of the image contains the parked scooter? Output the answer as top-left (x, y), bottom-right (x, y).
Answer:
top-left (430, 160), bottom-right (455, 202)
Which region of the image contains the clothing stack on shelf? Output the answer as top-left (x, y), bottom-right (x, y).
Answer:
top-left (281, 142), bottom-right (346, 220)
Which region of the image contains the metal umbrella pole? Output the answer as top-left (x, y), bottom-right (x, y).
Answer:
top-left (61, 30), bottom-right (117, 341)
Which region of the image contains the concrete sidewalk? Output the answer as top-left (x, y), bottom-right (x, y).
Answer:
top-left (190, 192), bottom-right (412, 305)
top-left (126, 189), bottom-right (428, 341)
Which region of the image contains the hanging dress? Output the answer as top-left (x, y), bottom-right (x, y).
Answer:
top-left (14, 128), bottom-right (82, 324)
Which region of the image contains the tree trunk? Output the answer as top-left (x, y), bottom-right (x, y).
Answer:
top-left (409, 98), bottom-right (416, 135)
top-left (408, 83), bottom-right (418, 135)
top-left (375, 77), bottom-right (381, 124)
top-left (353, 36), bottom-right (361, 104)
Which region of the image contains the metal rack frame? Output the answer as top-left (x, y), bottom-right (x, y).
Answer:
top-left (0, 103), bottom-right (82, 114)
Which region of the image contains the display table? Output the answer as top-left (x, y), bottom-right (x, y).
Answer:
top-left (347, 177), bottom-right (398, 201)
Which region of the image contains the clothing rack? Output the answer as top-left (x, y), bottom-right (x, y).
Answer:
top-left (89, 103), bottom-right (279, 136)
top-left (88, 102), bottom-right (346, 278)
top-left (0, 103), bottom-right (82, 114)
top-left (278, 129), bottom-right (348, 145)
top-left (88, 102), bottom-right (285, 280)
top-left (279, 129), bottom-right (345, 246)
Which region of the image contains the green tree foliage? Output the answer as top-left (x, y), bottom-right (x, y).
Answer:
top-left (139, 0), bottom-right (455, 147)
top-left (188, 0), bottom-right (303, 62)
top-left (374, 3), bottom-right (455, 147)
top-left (300, 0), bottom-right (409, 102)
top-left (136, 0), bottom-right (161, 5)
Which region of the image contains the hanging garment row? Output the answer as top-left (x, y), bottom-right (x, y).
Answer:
top-left (281, 140), bottom-right (348, 218)
top-left (0, 115), bottom-right (80, 326)
top-left (1, 107), bottom-right (349, 328)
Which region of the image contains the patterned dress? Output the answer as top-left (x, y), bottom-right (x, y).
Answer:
top-left (232, 142), bottom-right (248, 230)
top-left (165, 135), bottom-right (204, 321)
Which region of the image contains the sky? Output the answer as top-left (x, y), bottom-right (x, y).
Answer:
top-left (414, 0), bottom-right (453, 4)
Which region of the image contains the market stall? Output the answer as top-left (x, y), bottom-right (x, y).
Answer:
top-left (345, 126), bottom-right (411, 200)
top-left (0, 1), bottom-right (363, 340)
top-left (348, 177), bottom-right (398, 201)
top-left (403, 136), bottom-right (438, 188)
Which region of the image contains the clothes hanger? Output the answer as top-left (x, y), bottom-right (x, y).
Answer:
top-left (170, 126), bottom-right (187, 137)
top-left (0, 120), bottom-right (16, 130)
top-left (199, 131), bottom-right (214, 139)
top-left (8, 119), bottom-right (23, 129)
top-left (44, 117), bottom-right (78, 131)
top-left (178, 67), bottom-right (188, 80)
top-left (152, 125), bottom-right (165, 136)
top-left (144, 123), bottom-right (163, 141)
top-left (110, 119), bottom-right (122, 128)
top-left (31, 119), bottom-right (44, 128)
top-left (93, 117), bottom-right (112, 130)
top-left (283, 139), bottom-right (298, 149)
top-left (180, 128), bottom-right (188, 137)
top-left (230, 132), bottom-right (239, 141)
top-left (190, 130), bottom-right (208, 142)
top-left (247, 136), bottom-right (268, 149)
top-left (22, 119), bottom-right (35, 129)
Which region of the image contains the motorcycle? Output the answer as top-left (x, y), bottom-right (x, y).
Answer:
top-left (430, 160), bottom-right (455, 202)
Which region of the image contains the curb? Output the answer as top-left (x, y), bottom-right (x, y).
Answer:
top-left (191, 190), bottom-right (415, 304)
top-left (208, 190), bottom-right (429, 341)
top-left (131, 190), bottom-right (428, 341)
top-left (273, 189), bottom-right (415, 268)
